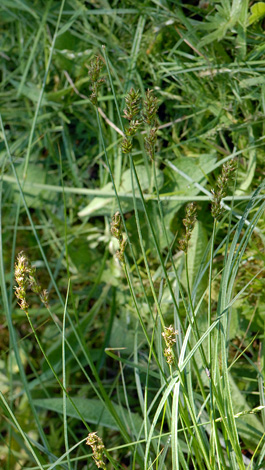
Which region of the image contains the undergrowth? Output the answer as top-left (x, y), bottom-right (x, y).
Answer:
top-left (1, 1), bottom-right (265, 469)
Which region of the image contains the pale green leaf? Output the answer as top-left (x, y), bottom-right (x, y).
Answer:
top-left (78, 165), bottom-right (164, 217)
top-left (248, 2), bottom-right (265, 25)
top-left (34, 397), bottom-right (144, 435)
top-left (240, 76), bottom-right (265, 88)
top-left (13, 164), bottom-right (56, 208)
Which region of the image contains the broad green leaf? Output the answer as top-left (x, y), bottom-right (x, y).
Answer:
top-left (34, 397), bottom-right (144, 435)
top-left (109, 316), bottom-right (145, 354)
top-left (248, 2), bottom-right (265, 25)
top-left (240, 76), bottom-right (265, 88)
top-left (199, 27), bottom-right (228, 47)
top-left (167, 155), bottom-right (216, 192)
top-left (78, 183), bottom-right (113, 217)
top-left (198, 0), bottom-right (244, 47)
top-left (10, 80), bottom-right (49, 105)
top-left (163, 154), bottom-right (216, 230)
top-left (78, 165), bottom-right (164, 217)
top-left (13, 164), bottom-right (56, 208)
top-left (231, 0), bottom-right (244, 20)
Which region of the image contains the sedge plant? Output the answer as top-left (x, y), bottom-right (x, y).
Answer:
top-left (1, 3), bottom-right (265, 468)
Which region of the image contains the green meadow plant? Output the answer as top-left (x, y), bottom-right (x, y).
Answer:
top-left (1, 2), bottom-right (265, 470)
top-left (88, 56), bottom-right (265, 470)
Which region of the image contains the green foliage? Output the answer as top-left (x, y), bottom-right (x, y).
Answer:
top-left (33, 397), bottom-right (144, 434)
top-left (1, 1), bottom-right (265, 469)
top-left (248, 2), bottom-right (265, 25)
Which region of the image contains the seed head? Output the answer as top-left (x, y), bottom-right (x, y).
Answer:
top-left (162, 325), bottom-right (178, 347)
top-left (211, 159), bottom-right (237, 219)
top-left (86, 432), bottom-right (106, 470)
top-left (144, 123), bottom-right (158, 160)
top-left (179, 202), bottom-right (197, 253)
top-left (14, 251), bottom-right (49, 313)
top-left (111, 212), bottom-right (127, 263)
top-left (122, 88), bottom-right (142, 154)
top-left (87, 56), bottom-right (105, 105)
top-left (162, 325), bottom-right (178, 365)
top-left (123, 88), bottom-right (141, 121)
top-left (164, 347), bottom-right (174, 365)
top-left (142, 89), bottom-right (159, 126)
top-left (121, 137), bottom-right (133, 154)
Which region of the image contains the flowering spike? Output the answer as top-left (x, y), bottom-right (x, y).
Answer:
top-left (142, 89), bottom-right (159, 126)
top-left (179, 202), bottom-right (197, 253)
top-left (86, 432), bottom-right (107, 470)
top-left (144, 123), bottom-right (158, 160)
top-left (14, 251), bottom-right (49, 313)
top-left (121, 137), bottom-right (133, 154)
top-left (211, 159), bottom-right (237, 219)
top-left (162, 325), bottom-right (178, 365)
top-left (87, 56), bottom-right (105, 105)
top-left (111, 212), bottom-right (127, 263)
top-left (122, 88), bottom-right (142, 154)
top-left (123, 88), bottom-right (141, 121)
top-left (142, 89), bottom-right (159, 159)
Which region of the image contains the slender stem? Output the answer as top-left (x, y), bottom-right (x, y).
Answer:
top-left (25, 312), bottom-right (91, 431)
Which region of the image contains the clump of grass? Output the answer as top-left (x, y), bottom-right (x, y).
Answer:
top-left (1, 2), bottom-right (265, 469)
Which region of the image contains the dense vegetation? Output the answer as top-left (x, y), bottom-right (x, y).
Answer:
top-left (1, 1), bottom-right (265, 469)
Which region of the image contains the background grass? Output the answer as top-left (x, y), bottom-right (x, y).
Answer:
top-left (1, 0), bottom-right (265, 469)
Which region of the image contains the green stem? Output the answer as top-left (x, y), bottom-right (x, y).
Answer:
top-left (25, 311), bottom-right (91, 431)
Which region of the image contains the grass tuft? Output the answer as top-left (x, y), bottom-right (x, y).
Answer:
top-left (1, 1), bottom-right (265, 469)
